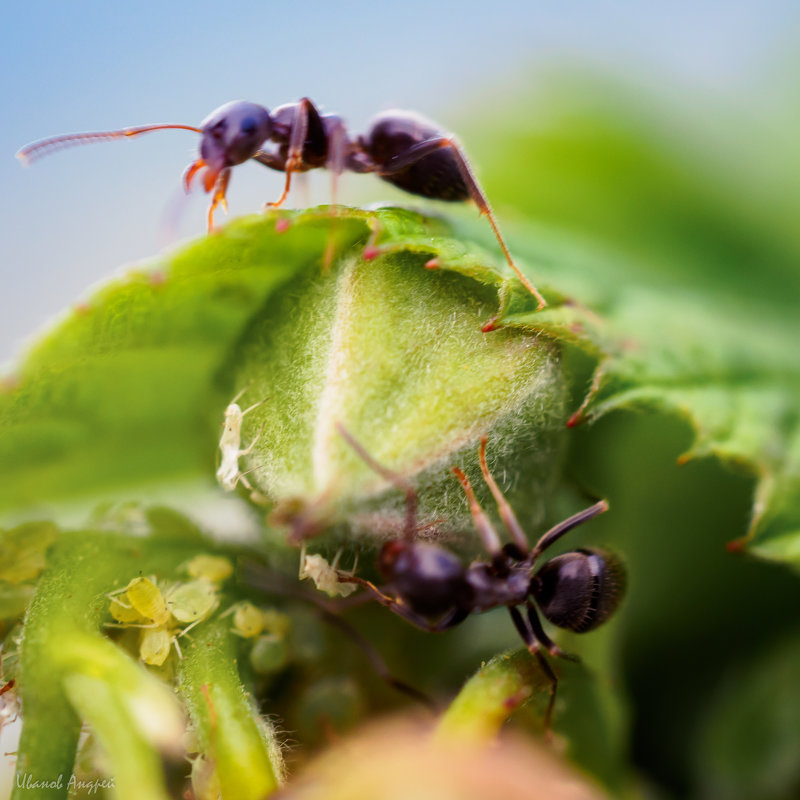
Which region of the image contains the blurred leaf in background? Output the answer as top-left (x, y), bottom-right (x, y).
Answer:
top-left (3, 44), bottom-right (800, 800)
top-left (453, 64), bottom-right (800, 797)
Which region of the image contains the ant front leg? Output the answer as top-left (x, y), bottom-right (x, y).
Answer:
top-left (378, 136), bottom-right (547, 316)
top-left (206, 168), bottom-right (231, 231)
top-left (265, 98), bottom-right (313, 209)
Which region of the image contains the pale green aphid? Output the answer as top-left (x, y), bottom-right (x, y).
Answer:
top-left (0, 521), bottom-right (58, 583)
top-left (139, 626), bottom-right (174, 667)
top-left (231, 601), bottom-right (265, 638)
top-left (249, 634), bottom-right (289, 676)
top-left (190, 753), bottom-right (222, 800)
top-left (183, 554), bottom-right (234, 583)
top-left (166, 580), bottom-right (219, 625)
top-left (260, 609), bottom-right (291, 638)
top-left (107, 576), bottom-right (219, 666)
top-left (108, 595), bottom-right (147, 624)
top-left (225, 602), bottom-right (290, 640)
top-left (124, 577), bottom-right (172, 626)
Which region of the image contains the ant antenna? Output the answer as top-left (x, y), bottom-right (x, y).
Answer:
top-left (529, 499), bottom-right (609, 561)
top-left (335, 422), bottom-right (418, 541)
top-left (16, 124), bottom-right (202, 166)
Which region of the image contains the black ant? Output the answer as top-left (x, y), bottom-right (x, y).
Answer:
top-left (16, 98), bottom-right (546, 323)
top-left (333, 424), bottom-right (626, 731)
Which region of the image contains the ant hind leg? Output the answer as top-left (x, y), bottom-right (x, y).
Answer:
top-left (508, 606), bottom-right (558, 737)
top-left (376, 135), bottom-right (546, 314)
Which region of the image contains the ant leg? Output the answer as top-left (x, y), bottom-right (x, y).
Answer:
top-left (206, 168), bottom-right (231, 232)
top-left (451, 467), bottom-right (503, 557)
top-left (245, 559), bottom-right (436, 711)
top-left (264, 98), bottom-right (312, 209)
top-left (362, 216), bottom-right (383, 261)
top-left (326, 117), bottom-right (347, 208)
top-left (378, 136), bottom-right (546, 313)
top-left (317, 603), bottom-right (438, 711)
top-left (477, 437), bottom-right (529, 553)
top-left (508, 606), bottom-right (558, 735)
top-left (322, 118), bottom-right (348, 270)
top-left (526, 603), bottom-right (579, 662)
top-left (337, 574), bottom-right (467, 632)
top-left (267, 169), bottom-right (295, 210)
top-left (183, 158), bottom-right (206, 191)
top-left (336, 422), bottom-right (418, 541)
top-left (530, 500), bottom-right (609, 560)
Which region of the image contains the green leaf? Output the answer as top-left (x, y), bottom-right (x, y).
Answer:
top-left (0, 207), bottom-right (566, 538)
top-left (461, 75), bottom-right (800, 566)
top-left (233, 227), bottom-right (563, 531)
top-left (12, 531), bottom-right (197, 800)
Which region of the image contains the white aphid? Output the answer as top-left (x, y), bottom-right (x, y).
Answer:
top-left (298, 545), bottom-right (358, 598)
top-left (216, 389), bottom-right (263, 492)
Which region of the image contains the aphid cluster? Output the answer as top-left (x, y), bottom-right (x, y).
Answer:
top-left (106, 553), bottom-right (293, 681)
top-left (107, 574), bottom-right (221, 665)
top-left (17, 98), bottom-right (546, 318)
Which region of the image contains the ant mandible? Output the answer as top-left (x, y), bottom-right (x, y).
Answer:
top-left (332, 424), bottom-right (625, 730)
top-left (16, 98), bottom-right (546, 315)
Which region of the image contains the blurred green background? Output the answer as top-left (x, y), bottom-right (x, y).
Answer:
top-left (4, 3), bottom-right (800, 799)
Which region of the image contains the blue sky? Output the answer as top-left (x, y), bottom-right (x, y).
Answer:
top-left (2, 0), bottom-right (798, 363)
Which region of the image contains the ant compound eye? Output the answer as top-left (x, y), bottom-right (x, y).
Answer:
top-left (531, 549), bottom-right (625, 633)
top-left (240, 116), bottom-right (258, 135)
top-left (200, 101), bottom-right (272, 168)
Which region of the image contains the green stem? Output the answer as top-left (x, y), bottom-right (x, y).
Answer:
top-left (178, 615), bottom-right (283, 799)
top-left (435, 649), bottom-right (548, 743)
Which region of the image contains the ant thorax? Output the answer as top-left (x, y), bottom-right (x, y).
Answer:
top-left (464, 560), bottom-right (532, 613)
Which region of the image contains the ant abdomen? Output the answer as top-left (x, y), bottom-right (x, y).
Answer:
top-left (531, 548), bottom-right (626, 633)
top-left (362, 111), bottom-right (469, 202)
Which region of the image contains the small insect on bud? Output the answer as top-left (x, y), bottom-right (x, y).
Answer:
top-left (183, 554), bottom-right (234, 584)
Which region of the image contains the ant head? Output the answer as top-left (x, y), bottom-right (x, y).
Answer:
top-left (379, 539), bottom-right (470, 619)
top-left (199, 101), bottom-right (272, 174)
top-left (377, 540), bottom-right (410, 579)
top-left (530, 548), bottom-right (625, 633)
